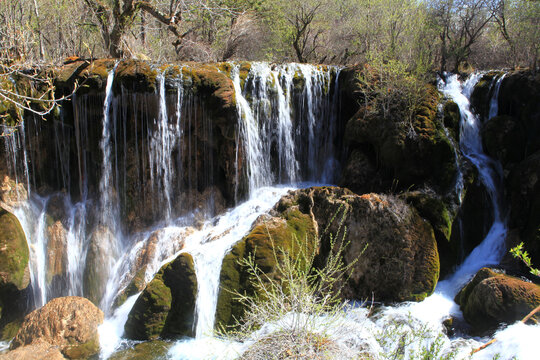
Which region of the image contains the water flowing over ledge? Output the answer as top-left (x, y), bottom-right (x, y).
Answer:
top-left (1, 63), bottom-right (539, 359)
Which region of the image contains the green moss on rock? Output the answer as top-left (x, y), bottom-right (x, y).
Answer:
top-left (215, 210), bottom-right (317, 329)
top-left (0, 208), bottom-right (29, 290)
top-left (124, 253), bottom-right (197, 340)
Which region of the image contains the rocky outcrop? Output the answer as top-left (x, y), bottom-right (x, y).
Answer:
top-left (124, 252), bottom-right (197, 340)
top-left (455, 268), bottom-right (540, 333)
top-left (0, 342), bottom-right (66, 360)
top-left (294, 188), bottom-right (440, 303)
top-left (341, 75), bottom-right (457, 194)
top-left (0, 208), bottom-right (30, 340)
top-left (216, 187), bottom-right (440, 328)
top-left (10, 296), bottom-right (103, 359)
top-left (113, 227), bottom-right (193, 309)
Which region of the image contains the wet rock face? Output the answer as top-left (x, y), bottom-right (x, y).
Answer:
top-left (455, 268), bottom-right (540, 334)
top-left (10, 296), bottom-right (104, 359)
top-left (124, 252), bottom-right (197, 340)
top-left (472, 70), bottom-right (540, 266)
top-left (0, 207), bottom-right (30, 340)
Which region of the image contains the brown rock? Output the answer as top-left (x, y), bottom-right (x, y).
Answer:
top-left (456, 268), bottom-right (540, 333)
top-left (276, 187), bottom-right (440, 302)
top-left (0, 341), bottom-right (65, 360)
top-left (10, 296), bottom-right (104, 359)
top-left (0, 177), bottom-right (27, 212)
top-left (46, 221), bottom-right (67, 284)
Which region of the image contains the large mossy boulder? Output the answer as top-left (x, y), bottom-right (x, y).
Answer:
top-left (455, 268), bottom-right (540, 333)
top-left (10, 296), bottom-right (103, 359)
top-left (0, 208), bottom-right (30, 340)
top-left (216, 208), bottom-right (317, 328)
top-left (216, 187), bottom-right (440, 328)
top-left (0, 208), bottom-right (29, 292)
top-left (124, 252), bottom-right (197, 340)
top-left (308, 188), bottom-right (439, 303)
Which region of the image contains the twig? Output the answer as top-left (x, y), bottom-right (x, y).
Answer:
top-left (470, 304), bottom-right (540, 355)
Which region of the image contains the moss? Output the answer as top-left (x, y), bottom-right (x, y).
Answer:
top-left (404, 192), bottom-right (454, 243)
top-left (108, 340), bottom-right (172, 360)
top-left (113, 267), bottom-right (147, 309)
top-left (184, 65), bottom-right (236, 110)
top-left (0, 208), bottom-right (29, 290)
top-left (407, 212), bottom-right (440, 302)
top-left (114, 59), bottom-right (158, 93)
top-left (0, 319), bottom-right (22, 341)
top-left (292, 70), bottom-right (306, 93)
top-left (454, 267), bottom-right (498, 305)
top-left (124, 253), bottom-right (197, 340)
top-left (63, 335), bottom-right (100, 359)
top-left (443, 100), bottom-right (460, 140)
top-left (215, 210), bottom-right (317, 329)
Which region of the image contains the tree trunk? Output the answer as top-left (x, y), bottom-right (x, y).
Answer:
top-left (32, 0), bottom-right (45, 60)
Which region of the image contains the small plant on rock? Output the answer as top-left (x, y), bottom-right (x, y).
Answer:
top-left (223, 205), bottom-right (362, 359)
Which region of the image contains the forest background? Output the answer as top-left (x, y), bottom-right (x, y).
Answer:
top-left (0, 0), bottom-right (538, 74)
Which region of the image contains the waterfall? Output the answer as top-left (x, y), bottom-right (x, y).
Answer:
top-left (148, 72), bottom-right (183, 221)
top-left (232, 62), bottom-right (339, 197)
top-left (488, 73), bottom-right (505, 120)
top-left (438, 74), bottom-right (507, 290)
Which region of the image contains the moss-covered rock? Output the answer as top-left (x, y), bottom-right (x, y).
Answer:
top-left (456, 268), bottom-right (540, 334)
top-left (470, 71), bottom-right (502, 120)
top-left (0, 207), bottom-right (29, 338)
top-left (0, 209), bottom-right (29, 290)
top-left (342, 83), bottom-right (457, 193)
top-left (482, 115), bottom-right (526, 165)
top-left (124, 252), bottom-right (197, 340)
top-left (114, 60), bottom-right (158, 93)
top-left (442, 100), bottom-right (460, 141)
top-left (108, 340), bottom-right (172, 360)
top-left (217, 186), bottom-right (441, 329)
top-left (216, 208), bottom-right (317, 328)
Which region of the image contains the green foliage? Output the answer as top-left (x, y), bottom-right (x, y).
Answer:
top-left (356, 56), bottom-right (427, 127)
top-left (510, 242), bottom-right (540, 277)
top-left (376, 316), bottom-right (457, 360)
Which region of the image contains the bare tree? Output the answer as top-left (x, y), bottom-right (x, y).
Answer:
top-left (288, 1), bottom-right (323, 63)
top-left (81, 0), bottom-right (187, 57)
top-left (430, 0), bottom-right (494, 71)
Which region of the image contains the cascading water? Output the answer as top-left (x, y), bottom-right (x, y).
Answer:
top-left (232, 62), bottom-right (340, 196)
top-left (6, 62), bottom-right (537, 360)
top-left (438, 73), bottom-right (507, 290)
top-left (488, 73), bottom-right (505, 120)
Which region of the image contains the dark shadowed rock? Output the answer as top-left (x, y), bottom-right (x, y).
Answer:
top-left (124, 252), bottom-right (197, 340)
